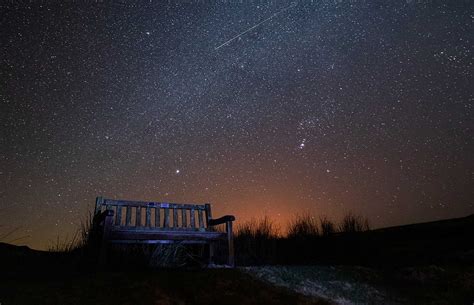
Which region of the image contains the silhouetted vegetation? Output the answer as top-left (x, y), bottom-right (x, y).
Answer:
top-left (338, 212), bottom-right (370, 233)
top-left (1, 213), bottom-right (473, 305)
top-left (319, 216), bottom-right (336, 236)
top-left (234, 216), bottom-right (279, 265)
top-left (287, 213), bottom-right (319, 239)
top-left (232, 213), bottom-right (474, 267)
top-left (232, 212), bottom-right (372, 266)
top-left (0, 225), bottom-right (30, 245)
top-left (18, 211), bottom-right (474, 271)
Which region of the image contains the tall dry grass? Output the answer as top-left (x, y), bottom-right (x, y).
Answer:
top-left (287, 213), bottom-right (319, 239)
top-left (237, 216), bottom-right (280, 239)
top-left (235, 216), bottom-right (279, 265)
top-left (319, 215), bottom-right (337, 236)
top-left (286, 212), bottom-right (370, 238)
top-left (234, 212), bottom-right (371, 265)
top-left (0, 225), bottom-right (30, 244)
top-left (46, 211), bottom-right (104, 272)
top-left (339, 212), bottom-right (370, 233)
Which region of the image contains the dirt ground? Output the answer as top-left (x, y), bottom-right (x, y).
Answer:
top-left (2, 264), bottom-right (473, 305)
top-left (0, 269), bottom-right (333, 305)
top-left (1, 242), bottom-right (472, 305)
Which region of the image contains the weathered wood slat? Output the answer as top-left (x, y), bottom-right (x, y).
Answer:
top-left (146, 207), bottom-right (151, 227)
top-left (163, 208), bottom-right (170, 228)
top-left (109, 239), bottom-right (209, 244)
top-left (198, 210), bottom-right (204, 229)
top-left (155, 208), bottom-right (161, 228)
top-left (111, 226), bottom-right (202, 232)
top-left (190, 208), bottom-right (195, 229)
top-left (116, 206), bottom-right (122, 226)
top-left (103, 199), bottom-right (206, 210)
top-left (136, 207), bottom-right (142, 227)
top-left (173, 208), bottom-right (178, 228)
top-left (182, 209), bottom-right (187, 228)
top-left (110, 230), bottom-right (227, 241)
top-left (126, 206), bottom-right (132, 226)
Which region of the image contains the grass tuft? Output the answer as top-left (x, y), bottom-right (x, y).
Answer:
top-left (319, 216), bottom-right (336, 236)
top-left (287, 213), bottom-right (319, 239)
top-left (339, 212), bottom-right (370, 233)
top-left (235, 216), bottom-right (279, 265)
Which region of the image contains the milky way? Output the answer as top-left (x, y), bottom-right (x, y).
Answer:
top-left (1, 0), bottom-right (473, 249)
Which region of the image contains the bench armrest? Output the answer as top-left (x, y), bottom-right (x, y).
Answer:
top-left (208, 215), bottom-right (235, 226)
top-left (94, 209), bottom-right (115, 225)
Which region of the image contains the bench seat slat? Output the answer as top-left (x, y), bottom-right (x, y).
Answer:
top-left (109, 230), bottom-right (226, 241)
top-left (109, 240), bottom-right (209, 244)
top-left (111, 226), bottom-right (205, 232)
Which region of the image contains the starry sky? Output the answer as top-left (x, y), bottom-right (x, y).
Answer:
top-left (1, 0), bottom-right (473, 250)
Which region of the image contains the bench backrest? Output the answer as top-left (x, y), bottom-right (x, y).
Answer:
top-left (95, 197), bottom-right (213, 231)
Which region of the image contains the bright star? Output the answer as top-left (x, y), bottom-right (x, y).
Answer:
top-left (299, 138), bottom-right (306, 149)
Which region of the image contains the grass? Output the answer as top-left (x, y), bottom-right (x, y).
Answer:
top-left (54, 211), bottom-right (371, 267)
top-left (319, 216), bottom-right (336, 237)
top-left (1, 212), bottom-right (472, 305)
top-left (338, 212), bottom-right (370, 233)
top-left (234, 212), bottom-right (371, 265)
top-left (234, 216), bottom-right (280, 265)
top-left (287, 213), bottom-right (320, 239)
top-left (37, 210), bottom-right (472, 269)
top-left (48, 233), bottom-right (82, 253)
top-left (0, 225), bottom-right (30, 244)
top-left (41, 211), bottom-right (373, 267)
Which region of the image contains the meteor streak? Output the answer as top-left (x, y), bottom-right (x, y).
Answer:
top-left (215, 2), bottom-right (297, 50)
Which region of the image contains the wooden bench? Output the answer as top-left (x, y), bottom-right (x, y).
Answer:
top-left (93, 197), bottom-right (236, 267)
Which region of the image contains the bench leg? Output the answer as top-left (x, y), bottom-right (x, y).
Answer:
top-left (98, 212), bottom-right (114, 268)
top-left (226, 221), bottom-right (234, 267)
top-left (99, 242), bottom-right (108, 266)
top-left (209, 242), bottom-right (215, 266)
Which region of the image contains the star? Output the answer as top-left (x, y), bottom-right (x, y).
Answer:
top-left (299, 139), bottom-right (306, 149)
top-left (1, 0), bottom-right (471, 250)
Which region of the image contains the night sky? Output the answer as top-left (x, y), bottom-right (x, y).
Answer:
top-left (1, 0), bottom-right (473, 250)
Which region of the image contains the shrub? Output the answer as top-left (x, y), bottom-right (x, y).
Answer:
top-left (319, 215), bottom-right (336, 236)
top-left (235, 216), bottom-right (279, 265)
top-left (287, 213), bottom-right (319, 239)
top-left (339, 212), bottom-right (370, 233)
